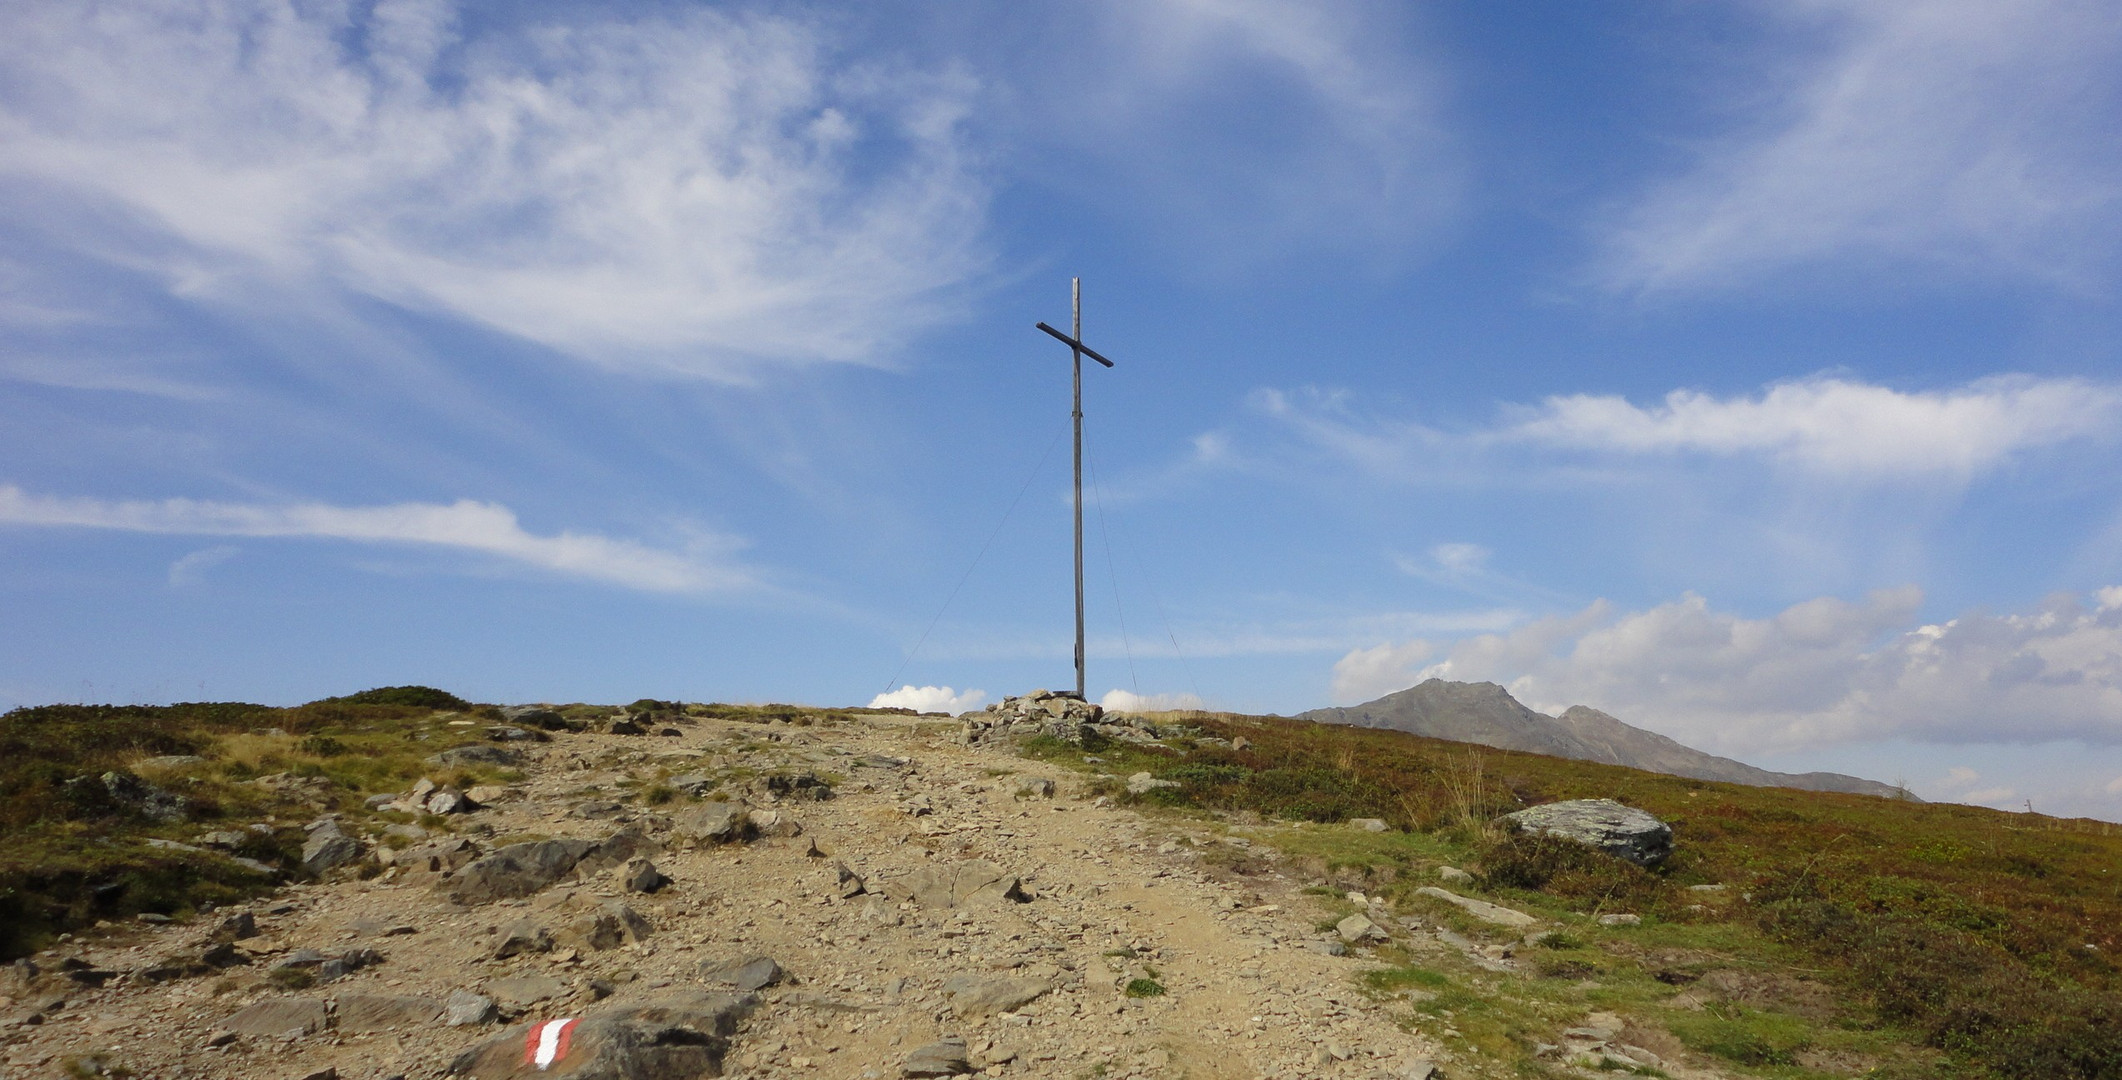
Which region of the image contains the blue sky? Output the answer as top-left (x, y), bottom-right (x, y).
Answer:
top-left (8, 0), bottom-right (2122, 817)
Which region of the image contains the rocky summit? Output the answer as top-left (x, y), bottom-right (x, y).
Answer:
top-left (0, 708), bottom-right (1457, 1080)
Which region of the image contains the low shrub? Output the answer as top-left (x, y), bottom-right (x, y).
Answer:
top-left (1475, 830), bottom-right (1672, 914)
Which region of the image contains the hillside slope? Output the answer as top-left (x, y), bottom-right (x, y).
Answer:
top-left (1298, 678), bottom-right (1904, 798)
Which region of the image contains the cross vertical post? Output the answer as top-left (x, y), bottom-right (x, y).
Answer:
top-left (1072, 278), bottom-right (1085, 699)
top-left (1034, 280), bottom-right (1117, 703)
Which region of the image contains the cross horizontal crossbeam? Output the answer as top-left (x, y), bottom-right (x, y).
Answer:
top-left (1034, 322), bottom-right (1115, 367)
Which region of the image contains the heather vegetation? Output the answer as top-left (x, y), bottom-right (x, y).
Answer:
top-left (0, 689), bottom-right (515, 958)
top-left (1029, 710), bottom-right (2122, 1080)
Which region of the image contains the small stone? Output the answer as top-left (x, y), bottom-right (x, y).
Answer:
top-left (1436, 865), bottom-right (1475, 885)
top-left (834, 861), bottom-right (867, 899)
top-left (1349, 817), bottom-right (1388, 832)
top-left (1597, 913), bottom-right (1642, 927)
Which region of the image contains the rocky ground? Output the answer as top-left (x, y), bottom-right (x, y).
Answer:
top-left (0, 709), bottom-right (1466, 1080)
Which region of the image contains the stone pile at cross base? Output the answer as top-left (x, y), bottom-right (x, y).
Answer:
top-left (958, 690), bottom-right (1176, 748)
top-left (1, 701), bottom-right (1497, 1080)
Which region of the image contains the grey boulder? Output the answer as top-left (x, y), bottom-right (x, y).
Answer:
top-left (1499, 798), bottom-right (1673, 867)
top-left (446, 993), bottom-right (757, 1080)
top-left (902, 1038), bottom-right (972, 1077)
top-left (300, 821), bottom-right (363, 876)
top-left (442, 839), bottom-right (596, 904)
top-left (444, 990), bottom-right (499, 1027)
top-left (429, 744), bottom-right (522, 768)
top-left (698, 955), bottom-right (785, 992)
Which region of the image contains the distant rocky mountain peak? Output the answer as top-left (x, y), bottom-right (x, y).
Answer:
top-left (1297, 679), bottom-right (1907, 799)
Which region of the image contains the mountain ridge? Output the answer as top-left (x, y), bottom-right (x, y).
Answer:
top-left (1296, 678), bottom-right (1907, 799)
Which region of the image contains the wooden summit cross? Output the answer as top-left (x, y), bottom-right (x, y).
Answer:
top-left (1036, 277), bottom-right (1117, 700)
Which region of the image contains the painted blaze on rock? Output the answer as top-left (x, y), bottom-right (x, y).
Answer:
top-left (1499, 798), bottom-right (1673, 867)
top-left (446, 993), bottom-right (757, 1079)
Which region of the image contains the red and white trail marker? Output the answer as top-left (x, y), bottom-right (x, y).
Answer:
top-left (523, 1018), bottom-right (578, 1071)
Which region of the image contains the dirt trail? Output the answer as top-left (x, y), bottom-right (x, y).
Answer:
top-left (0, 712), bottom-right (1445, 1080)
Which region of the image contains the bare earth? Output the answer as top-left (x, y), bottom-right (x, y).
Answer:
top-left (0, 712), bottom-right (1450, 1080)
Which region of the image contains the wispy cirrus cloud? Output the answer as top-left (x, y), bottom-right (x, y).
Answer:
top-left (1021, 0), bottom-right (1462, 268)
top-left (0, 0), bottom-right (991, 378)
top-left (1598, 0), bottom-right (2122, 293)
top-left (0, 485), bottom-right (753, 595)
top-left (1257, 373), bottom-right (2122, 481)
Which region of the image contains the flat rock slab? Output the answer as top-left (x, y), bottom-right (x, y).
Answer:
top-left (673, 801), bottom-right (753, 845)
top-left (486, 975), bottom-right (569, 1009)
top-left (940, 974), bottom-right (1051, 1019)
top-left (430, 745), bottom-right (522, 768)
top-left (222, 997), bottom-right (331, 1038)
top-left (446, 993), bottom-right (757, 1080)
top-left (334, 993), bottom-right (443, 1032)
top-left (699, 956), bottom-right (784, 992)
top-left (446, 990), bottom-right (499, 1027)
top-left (443, 839), bottom-right (596, 904)
top-left (902, 1037), bottom-right (972, 1077)
top-left (1500, 798), bottom-right (1674, 867)
top-left (889, 860), bottom-right (1029, 908)
top-left (554, 901), bottom-right (652, 951)
top-left (1414, 887), bottom-right (1539, 929)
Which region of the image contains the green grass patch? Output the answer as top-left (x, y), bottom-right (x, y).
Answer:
top-left (1667, 1005), bottom-right (1815, 1067)
top-left (1014, 707), bottom-right (2122, 1079)
top-left (1122, 978), bottom-right (1166, 998)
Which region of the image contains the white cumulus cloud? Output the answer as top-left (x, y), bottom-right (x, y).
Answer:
top-left (0, 0), bottom-right (989, 377)
top-left (1099, 689), bottom-right (1206, 713)
top-left (1334, 586), bottom-right (2122, 754)
top-left (0, 485), bottom-right (750, 594)
top-left (869, 685), bottom-right (986, 714)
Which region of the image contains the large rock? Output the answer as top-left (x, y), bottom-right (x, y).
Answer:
top-left (1499, 798), bottom-right (1673, 867)
top-left (499, 705), bottom-right (572, 731)
top-left (492, 918), bottom-right (554, 960)
top-left (430, 744), bottom-right (522, 768)
top-left (673, 801), bottom-right (754, 846)
top-left (446, 993), bottom-right (758, 1079)
top-left (388, 836), bottom-right (481, 876)
top-left (221, 997), bottom-right (331, 1038)
top-left (889, 860), bottom-right (1030, 908)
top-left (486, 975), bottom-right (568, 1009)
top-left (553, 902), bottom-right (653, 952)
top-left (1413, 887), bottom-right (1539, 928)
top-left (442, 839), bottom-right (596, 904)
top-left (99, 771), bottom-right (190, 822)
top-left (301, 821), bottom-right (364, 876)
top-left (940, 974), bottom-right (1051, 1019)
top-left (698, 956), bottom-right (784, 992)
top-left (902, 1038), bottom-right (973, 1077)
top-left (445, 990), bottom-right (499, 1027)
